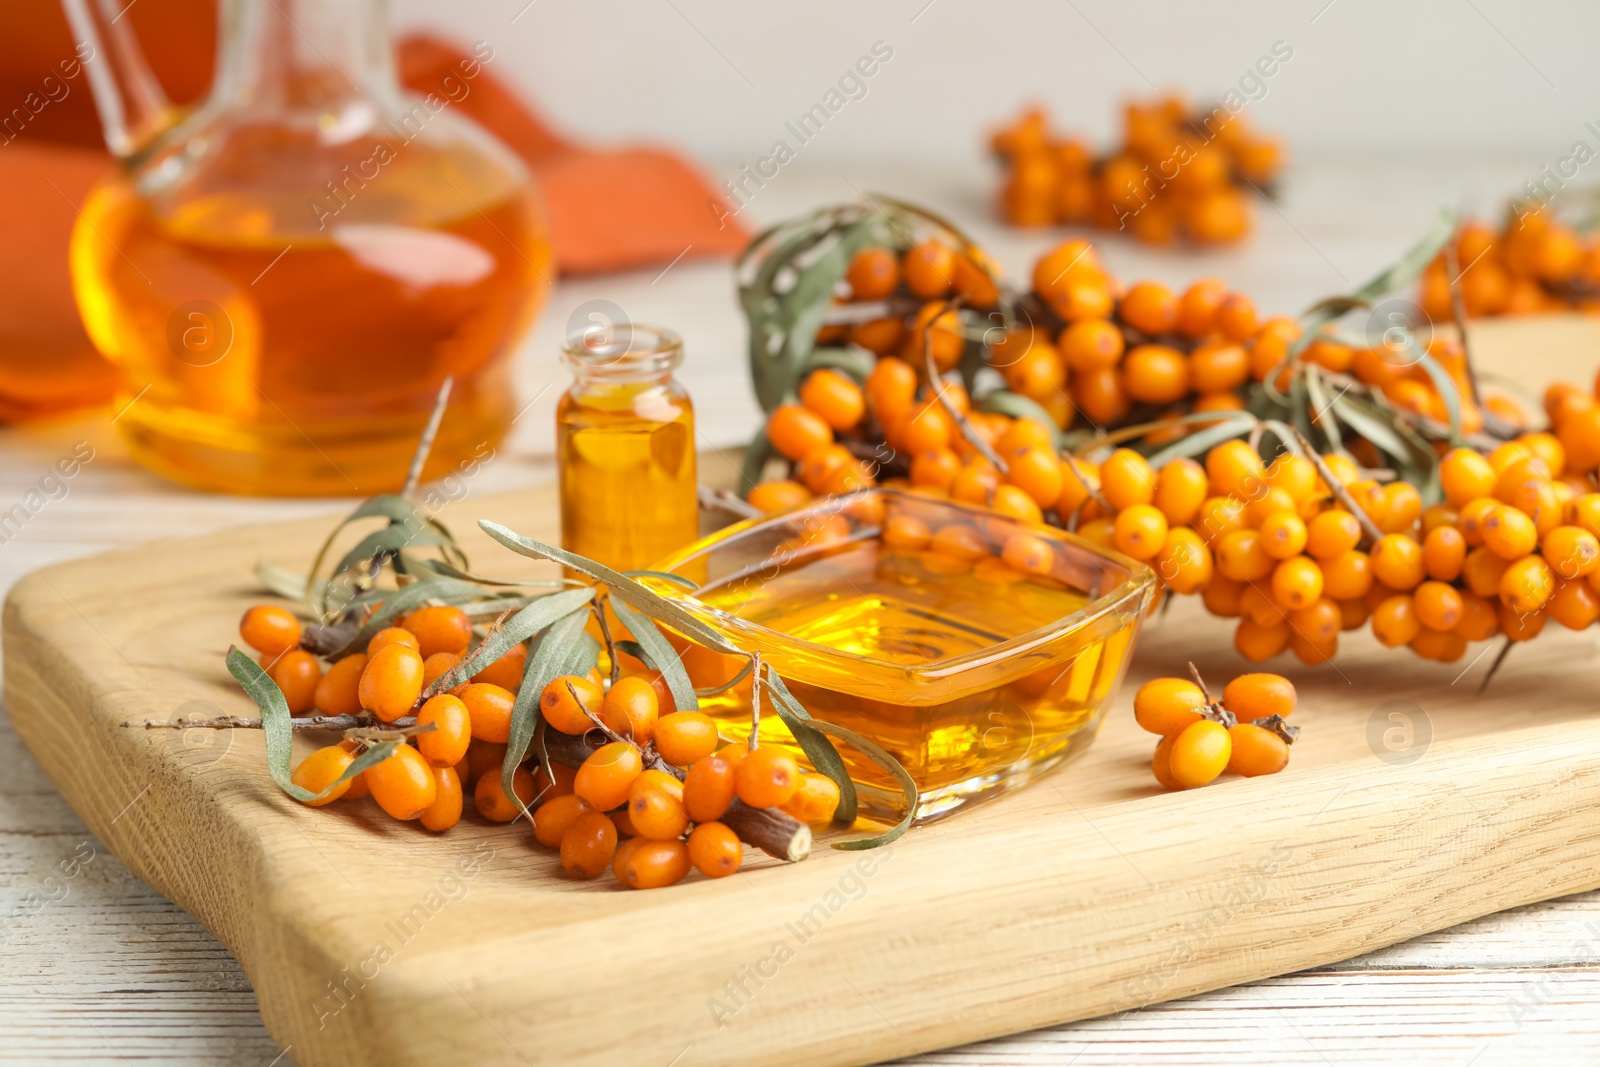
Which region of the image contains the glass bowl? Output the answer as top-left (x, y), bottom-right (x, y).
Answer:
top-left (642, 488), bottom-right (1156, 824)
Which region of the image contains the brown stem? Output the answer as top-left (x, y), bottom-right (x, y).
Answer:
top-left (919, 297), bottom-right (1008, 472)
top-left (1061, 451), bottom-right (1113, 513)
top-left (592, 598), bottom-right (620, 687)
top-left (569, 679), bottom-right (628, 745)
top-left (1186, 661), bottom-right (1212, 703)
top-left (699, 484), bottom-right (763, 520)
top-left (542, 728), bottom-right (811, 862)
top-left (402, 375), bottom-right (454, 498)
top-left (1288, 426), bottom-right (1384, 544)
top-left (122, 713), bottom-right (408, 730)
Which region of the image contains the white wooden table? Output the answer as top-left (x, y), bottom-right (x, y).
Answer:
top-left (3, 157), bottom-right (1598, 1065)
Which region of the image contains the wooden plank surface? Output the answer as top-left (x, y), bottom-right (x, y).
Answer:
top-left (5, 152), bottom-right (1600, 1066)
top-left (8, 440), bottom-right (1600, 1066)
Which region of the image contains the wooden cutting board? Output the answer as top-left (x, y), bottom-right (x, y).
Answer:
top-left (8, 315), bottom-right (1600, 1067)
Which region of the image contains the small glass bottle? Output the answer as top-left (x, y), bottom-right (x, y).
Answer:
top-left (558, 325), bottom-right (697, 572)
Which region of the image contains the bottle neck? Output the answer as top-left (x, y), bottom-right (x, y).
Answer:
top-left (213, 0), bottom-right (398, 114)
top-left (562, 326), bottom-right (685, 387)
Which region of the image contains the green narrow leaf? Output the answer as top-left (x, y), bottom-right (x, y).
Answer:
top-left (478, 523), bottom-right (744, 656)
top-left (225, 648), bottom-right (397, 802)
top-left (811, 720), bottom-right (918, 851)
top-left (800, 346), bottom-right (877, 384)
top-left (625, 570), bottom-right (698, 590)
top-left (1302, 367), bottom-right (1345, 455)
top-left (425, 587), bottom-right (595, 696)
top-left (609, 599), bottom-right (700, 712)
top-left (1412, 350), bottom-right (1464, 445)
top-left (501, 608), bottom-right (597, 808)
top-left (330, 577), bottom-right (490, 659)
top-left (1143, 415), bottom-right (1255, 469)
top-left (762, 667), bottom-right (858, 825)
top-left (255, 560), bottom-right (311, 603)
top-left (1352, 207), bottom-right (1457, 303)
top-left (329, 524), bottom-right (448, 582)
top-left (742, 427), bottom-right (775, 492)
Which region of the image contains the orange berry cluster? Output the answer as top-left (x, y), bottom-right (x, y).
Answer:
top-left (532, 674), bottom-right (839, 889)
top-left (990, 97), bottom-right (1285, 244)
top-left (1420, 210), bottom-right (1600, 320)
top-left (242, 603), bottom-right (539, 831)
top-left (1134, 672), bottom-right (1297, 789)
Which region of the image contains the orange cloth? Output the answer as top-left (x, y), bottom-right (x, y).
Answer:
top-left (0, 2), bottom-right (744, 414)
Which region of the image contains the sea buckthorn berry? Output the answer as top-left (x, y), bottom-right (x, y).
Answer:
top-left (358, 643), bottom-right (425, 722)
top-left (883, 513), bottom-right (933, 551)
top-left (734, 746), bottom-right (801, 809)
top-left (846, 246), bottom-right (899, 300)
top-left (1264, 454), bottom-right (1319, 503)
top-left (1454, 592), bottom-right (1500, 641)
top-left (1169, 719), bottom-right (1231, 788)
top-left (469, 643), bottom-right (526, 692)
top-left (400, 605), bottom-right (472, 658)
top-left (688, 822), bottom-right (743, 878)
top-left (1481, 505), bottom-right (1538, 560)
top-left (1056, 459), bottom-right (1101, 517)
top-left (1076, 518), bottom-right (1117, 552)
top-left (851, 317), bottom-right (905, 356)
top-left (239, 605), bottom-right (301, 656)
top-left (574, 741), bottom-right (643, 812)
top-left (1234, 618), bottom-right (1290, 662)
top-left (1188, 340), bottom-right (1250, 394)
top-left (1202, 574), bottom-right (1246, 617)
top-left (1073, 365), bottom-right (1130, 424)
top-left (1270, 557), bottom-right (1323, 611)
top-left (1241, 487), bottom-right (1295, 530)
top-left (1002, 533), bottom-right (1056, 576)
top-left (1370, 534), bottom-right (1425, 591)
top-left (1379, 483), bottom-right (1423, 534)
top-left (1412, 581), bottom-right (1464, 632)
top-left (684, 754), bottom-right (737, 823)
top-left (1543, 525), bottom-right (1600, 579)
top-left (1006, 447), bottom-right (1065, 507)
top-left (541, 674), bottom-right (603, 735)
top-left (911, 448), bottom-right (961, 492)
top-left (903, 239), bottom-right (956, 298)
top-left (1177, 278), bottom-right (1227, 337)
top-left (1574, 494), bottom-right (1600, 538)
top-left (1153, 457), bottom-right (1208, 526)
top-left (367, 626), bottom-right (420, 656)
top-left (767, 404), bottom-right (833, 461)
top-left (466, 740), bottom-right (510, 789)
top-left (459, 682), bottom-right (515, 745)
top-left (931, 523), bottom-right (991, 561)
top-left (782, 772), bottom-right (842, 823)
top-left (1240, 584), bottom-right (1283, 627)
top-left (1558, 407), bottom-right (1600, 473)
top-left (1319, 549), bottom-right (1373, 600)
top-left (1500, 602), bottom-right (1547, 642)
top-left (475, 763), bottom-right (535, 822)
top-left (1206, 439), bottom-right (1265, 499)
top-left (900, 402), bottom-right (954, 455)
top-left (1337, 596), bottom-right (1370, 631)
top-left (314, 652), bottom-right (368, 715)
top-left (1548, 578), bottom-right (1600, 630)
top-left (1058, 317), bottom-right (1125, 372)
top-left (866, 357), bottom-right (918, 425)
top-left (1216, 529), bottom-right (1274, 582)
top-left (1119, 280), bottom-right (1179, 335)
top-left (601, 676), bottom-right (660, 744)
top-left (1156, 528), bottom-right (1214, 594)
top-left (420, 766), bottom-right (464, 832)
top-left (533, 794), bottom-right (593, 847)
top-left (799, 369), bottom-right (866, 432)
top-left (1422, 504), bottom-right (1459, 536)
top-left (627, 770), bottom-right (688, 841)
top-left (1113, 504), bottom-right (1168, 561)
top-left (1291, 598), bottom-right (1341, 644)
top-left (1222, 672), bottom-right (1296, 721)
top-left (1151, 733), bottom-right (1184, 790)
top-left (1517, 432), bottom-right (1566, 477)
top-left (1371, 595), bottom-right (1421, 648)
top-left (267, 649), bottom-right (322, 716)
top-left (950, 459), bottom-right (1000, 506)
top-left (367, 744), bottom-right (438, 820)
top-left (1461, 545), bottom-right (1512, 599)
top-left (1123, 345), bottom-right (1190, 404)
top-left (1410, 625), bottom-right (1467, 663)
top-left (912, 303), bottom-right (968, 370)
top-left (1132, 677), bottom-right (1207, 736)
top-left (1226, 723), bottom-right (1289, 777)
top-left (291, 745), bottom-right (356, 807)
top-left (1306, 510), bottom-right (1361, 560)
top-left (416, 694), bottom-right (472, 768)
top-left (748, 480), bottom-right (813, 514)
top-left (993, 484), bottom-right (1044, 523)
top-left (1257, 511), bottom-right (1308, 559)
top-left (1500, 555), bottom-right (1554, 614)
top-left (1422, 526), bottom-right (1466, 582)
top-left (422, 652), bottom-right (463, 692)
top-left (1456, 497), bottom-right (1499, 547)
top-left (1195, 495), bottom-right (1246, 544)
top-left (654, 711), bottom-right (720, 767)
top-left (1101, 449), bottom-right (1156, 511)
top-left (618, 838), bottom-right (692, 890)
top-left (561, 810), bottom-right (618, 878)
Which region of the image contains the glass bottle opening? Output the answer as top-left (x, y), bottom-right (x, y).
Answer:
top-left (562, 324), bottom-right (683, 381)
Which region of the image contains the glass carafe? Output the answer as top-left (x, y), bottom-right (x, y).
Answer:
top-left (64, 0), bottom-right (552, 494)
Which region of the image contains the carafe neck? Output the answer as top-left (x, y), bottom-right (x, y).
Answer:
top-left (213, 0), bottom-right (398, 114)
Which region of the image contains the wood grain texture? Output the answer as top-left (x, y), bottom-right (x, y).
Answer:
top-left (9, 446), bottom-right (1600, 1067)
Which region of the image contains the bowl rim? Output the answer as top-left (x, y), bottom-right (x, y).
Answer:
top-left (644, 487), bottom-right (1157, 681)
